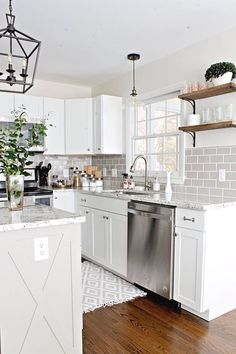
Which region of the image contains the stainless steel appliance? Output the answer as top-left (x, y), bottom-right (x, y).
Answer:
top-left (0, 168), bottom-right (53, 207)
top-left (127, 201), bottom-right (175, 299)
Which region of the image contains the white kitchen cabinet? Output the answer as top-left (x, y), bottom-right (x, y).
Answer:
top-left (44, 97), bottom-right (65, 155)
top-left (79, 193), bottom-right (128, 277)
top-left (93, 95), bottom-right (122, 154)
top-left (53, 190), bottom-right (76, 213)
top-left (65, 98), bottom-right (93, 154)
top-left (0, 92), bottom-right (14, 120)
top-left (174, 206), bottom-right (236, 321)
top-left (93, 209), bottom-right (109, 266)
top-left (80, 206), bottom-right (94, 258)
top-left (174, 226), bottom-right (205, 312)
top-left (107, 213), bottom-right (127, 277)
top-left (14, 94), bottom-right (43, 123)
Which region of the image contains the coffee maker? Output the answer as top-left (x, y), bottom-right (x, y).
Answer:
top-left (36, 162), bottom-right (52, 186)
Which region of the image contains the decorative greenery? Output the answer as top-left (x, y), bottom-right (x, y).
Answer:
top-left (0, 106), bottom-right (48, 176)
top-left (205, 62), bottom-right (236, 81)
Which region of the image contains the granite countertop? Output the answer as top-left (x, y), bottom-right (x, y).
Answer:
top-left (77, 189), bottom-right (236, 211)
top-left (0, 205), bottom-right (85, 232)
top-left (43, 185), bottom-right (236, 210)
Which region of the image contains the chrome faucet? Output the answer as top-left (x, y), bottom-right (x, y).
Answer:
top-left (130, 155), bottom-right (150, 191)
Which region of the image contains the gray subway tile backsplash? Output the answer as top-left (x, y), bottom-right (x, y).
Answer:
top-left (183, 145), bottom-right (236, 197)
top-left (32, 144), bottom-right (236, 196)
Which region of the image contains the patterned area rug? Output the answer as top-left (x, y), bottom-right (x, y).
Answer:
top-left (82, 261), bottom-right (147, 313)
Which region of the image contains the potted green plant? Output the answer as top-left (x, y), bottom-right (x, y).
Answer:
top-left (205, 62), bottom-right (236, 86)
top-left (0, 107), bottom-right (48, 211)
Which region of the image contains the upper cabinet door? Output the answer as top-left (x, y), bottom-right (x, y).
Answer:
top-left (93, 95), bottom-right (123, 154)
top-left (0, 93), bottom-right (14, 121)
top-left (65, 98), bottom-right (93, 154)
top-left (44, 98), bottom-right (65, 155)
top-left (14, 94), bottom-right (43, 123)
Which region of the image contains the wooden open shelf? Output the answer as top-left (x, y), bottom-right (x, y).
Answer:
top-left (178, 82), bottom-right (236, 101)
top-left (179, 120), bottom-right (236, 133)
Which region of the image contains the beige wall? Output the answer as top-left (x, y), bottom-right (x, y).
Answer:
top-left (92, 26), bottom-right (236, 147)
top-left (29, 79), bottom-right (91, 99)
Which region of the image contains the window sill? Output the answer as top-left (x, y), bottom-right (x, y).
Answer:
top-left (132, 174), bottom-right (185, 185)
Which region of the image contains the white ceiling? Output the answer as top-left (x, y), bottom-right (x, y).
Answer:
top-left (1, 0), bottom-right (236, 87)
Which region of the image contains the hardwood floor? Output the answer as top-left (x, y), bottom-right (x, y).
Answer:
top-left (83, 294), bottom-right (236, 354)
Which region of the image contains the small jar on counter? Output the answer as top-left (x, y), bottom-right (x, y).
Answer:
top-left (73, 169), bottom-right (81, 188)
top-left (81, 172), bottom-right (89, 188)
top-left (89, 176), bottom-right (97, 188)
top-left (122, 173), bottom-right (129, 189)
top-left (96, 177), bottom-right (103, 188)
top-left (128, 175), bottom-right (135, 190)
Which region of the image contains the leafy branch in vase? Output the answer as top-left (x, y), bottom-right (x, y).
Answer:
top-left (0, 106), bottom-right (49, 176)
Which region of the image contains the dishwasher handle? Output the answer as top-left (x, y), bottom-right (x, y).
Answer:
top-left (128, 208), bottom-right (172, 221)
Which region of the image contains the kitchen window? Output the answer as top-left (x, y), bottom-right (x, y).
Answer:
top-left (127, 91), bottom-right (185, 182)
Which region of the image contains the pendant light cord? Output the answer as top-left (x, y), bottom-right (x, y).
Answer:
top-left (9, 0), bottom-right (13, 15)
top-left (132, 59), bottom-right (136, 91)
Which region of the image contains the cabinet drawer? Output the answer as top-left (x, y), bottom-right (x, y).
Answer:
top-left (78, 193), bottom-right (128, 216)
top-left (176, 208), bottom-right (205, 232)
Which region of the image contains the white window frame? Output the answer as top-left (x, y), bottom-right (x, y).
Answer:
top-left (126, 83), bottom-right (186, 184)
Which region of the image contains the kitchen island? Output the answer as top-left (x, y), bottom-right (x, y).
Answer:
top-left (0, 205), bottom-right (85, 354)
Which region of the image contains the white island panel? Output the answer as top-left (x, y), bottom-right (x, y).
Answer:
top-left (0, 206), bottom-right (84, 354)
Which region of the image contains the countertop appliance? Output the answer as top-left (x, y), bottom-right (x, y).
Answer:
top-left (0, 168), bottom-right (53, 207)
top-left (127, 201), bottom-right (175, 299)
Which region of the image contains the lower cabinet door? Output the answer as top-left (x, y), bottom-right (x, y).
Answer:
top-left (53, 191), bottom-right (75, 213)
top-left (81, 206), bottom-right (93, 258)
top-left (107, 213), bottom-right (127, 277)
top-left (174, 227), bottom-right (205, 312)
top-left (93, 209), bottom-right (108, 266)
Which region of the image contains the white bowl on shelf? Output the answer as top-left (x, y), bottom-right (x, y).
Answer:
top-left (187, 114), bottom-right (201, 126)
top-left (212, 72), bottom-right (233, 86)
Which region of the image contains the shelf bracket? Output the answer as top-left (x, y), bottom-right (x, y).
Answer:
top-left (183, 98), bottom-right (196, 114)
top-left (186, 131), bottom-right (196, 147)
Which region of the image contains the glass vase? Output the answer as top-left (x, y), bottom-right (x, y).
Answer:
top-left (6, 175), bottom-right (24, 211)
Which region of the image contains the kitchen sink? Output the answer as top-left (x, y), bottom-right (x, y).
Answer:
top-left (101, 189), bottom-right (155, 196)
top-left (117, 190), bottom-right (147, 195)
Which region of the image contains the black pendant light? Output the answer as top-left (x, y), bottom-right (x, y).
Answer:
top-left (127, 53), bottom-right (140, 97)
top-left (0, 0), bottom-right (41, 93)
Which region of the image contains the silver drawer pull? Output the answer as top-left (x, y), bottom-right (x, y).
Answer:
top-left (183, 216), bottom-right (195, 222)
top-left (81, 198), bottom-right (86, 202)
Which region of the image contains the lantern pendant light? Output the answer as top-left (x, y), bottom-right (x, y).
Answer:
top-left (0, 0), bottom-right (41, 93)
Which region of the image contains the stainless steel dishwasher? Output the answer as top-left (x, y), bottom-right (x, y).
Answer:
top-left (127, 201), bottom-right (175, 299)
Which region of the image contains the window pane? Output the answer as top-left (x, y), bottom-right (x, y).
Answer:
top-left (150, 102), bottom-right (166, 118)
top-left (150, 118), bottom-right (165, 134)
top-left (149, 155), bottom-right (163, 171)
top-left (166, 98), bottom-right (180, 116)
top-left (164, 136), bottom-right (177, 153)
top-left (164, 154), bottom-right (177, 172)
top-left (134, 139), bottom-right (146, 154)
top-left (137, 121), bottom-right (146, 136)
top-left (148, 137), bottom-right (163, 154)
top-left (166, 116), bottom-right (177, 132)
top-left (137, 106), bottom-right (146, 121)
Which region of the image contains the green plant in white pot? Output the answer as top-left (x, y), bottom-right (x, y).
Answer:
top-left (205, 62), bottom-right (236, 86)
top-left (0, 107), bottom-right (48, 211)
